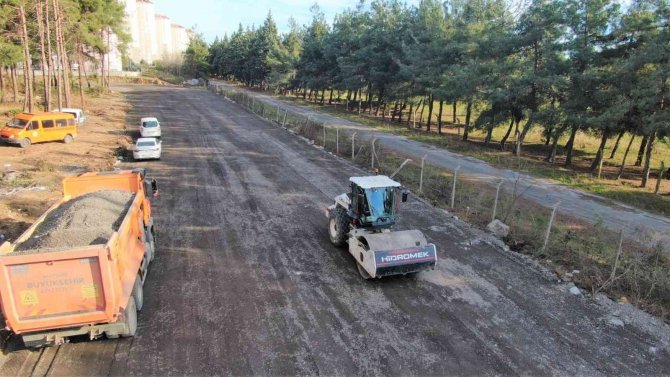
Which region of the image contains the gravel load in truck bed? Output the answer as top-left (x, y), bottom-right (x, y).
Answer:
top-left (14, 190), bottom-right (134, 253)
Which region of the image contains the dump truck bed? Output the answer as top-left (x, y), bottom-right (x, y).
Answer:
top-left (0, 170), bottom-right (153, 338)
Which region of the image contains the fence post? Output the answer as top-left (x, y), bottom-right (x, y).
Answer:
top-left (323, 125), bottom-right (327, 148)
top-left (351, 133), bottom-right (357, 161)
top-left (282, 110), bottom-right (288, 128)
top-left (655, 161), bottom-right (666, 194)
top-left (276, 105), bottom-right (280, 123)
top-left (336, 128), bottom-right (339, 155)
top-left (542, 202), bottom-right (560, 252)
top-left (492, 180), bottom-right (504, 222)
top-left (419, 155), bottom-right (427, 193)
top-left (451, 166), bottom-right (460, 209)
top-left (390, 159), bottom-right (413, 179)
top-left (598, 158), bottom-right (604, 179)
top-left (371, 138), bottom-right (378, 170)
top-left (261, 104), bottom-right (265, 118)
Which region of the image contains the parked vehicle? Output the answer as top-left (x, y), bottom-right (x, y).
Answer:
top-left (1, 112), bottom-right (77, 148)
top-left (0, 169), bottom-right (158, 347)
top-left (140, 117), bottom-right (161, 138)
top-left (133, 137), bottom-right (161, 160)
top-left (54, 108), bottom-right (87, 125)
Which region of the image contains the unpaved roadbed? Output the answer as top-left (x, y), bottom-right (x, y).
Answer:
top-left (2, 85), bottom-right (668, 376)
top-left (14, 190), bottom-right (133, 252)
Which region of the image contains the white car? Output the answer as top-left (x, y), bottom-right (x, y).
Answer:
top-left (140, 117), bottom-right (161, 138)
top-left (133, 137), bottom-right (161, 160)
top-left (55, 108), bottom-right (87, 125)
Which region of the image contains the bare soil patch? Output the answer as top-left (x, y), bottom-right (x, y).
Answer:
top-left (0, 92), bottom-right (131, 243)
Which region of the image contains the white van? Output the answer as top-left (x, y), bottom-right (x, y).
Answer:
top-left (55, 108), bottom-right (87, 126)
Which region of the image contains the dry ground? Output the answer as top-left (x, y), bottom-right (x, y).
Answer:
top-left (1, 85), bottom-right (668, 376)
top-left (0, 92), bottom-right (131, 243)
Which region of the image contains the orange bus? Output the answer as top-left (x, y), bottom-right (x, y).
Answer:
top-left (1, 112), bottom-right (78, 148)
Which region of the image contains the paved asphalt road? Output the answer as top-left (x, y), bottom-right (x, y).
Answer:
top-left (0, 85), bottom-right (668, 376)
top-left (210, 82), bottom-right (670, 248)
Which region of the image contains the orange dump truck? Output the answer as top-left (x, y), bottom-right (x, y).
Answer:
top-left (0, 169), bottom-right (158, 347)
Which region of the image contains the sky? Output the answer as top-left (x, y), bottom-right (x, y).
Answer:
top-left (153, 0), bottom-right (419, 43)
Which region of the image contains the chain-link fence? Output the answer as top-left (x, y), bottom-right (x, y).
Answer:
top-left (210, 83), bottom-right (670, 320)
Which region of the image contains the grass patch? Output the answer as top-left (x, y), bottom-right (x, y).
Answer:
top-left (274, 93), bottom-right (670, 217)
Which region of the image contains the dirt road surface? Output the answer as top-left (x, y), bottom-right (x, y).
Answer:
top-left (210, 82), bottom-right (670, 249)
top-left (1, 85), bottom-right (668, 376)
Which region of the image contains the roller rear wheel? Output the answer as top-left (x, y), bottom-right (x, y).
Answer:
top-left (328, 206), bottom-right (349, 247)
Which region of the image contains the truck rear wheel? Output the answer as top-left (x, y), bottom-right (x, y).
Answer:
top-left (120, 297), bottom-right (138, 338)
top-left (19, 138), bottom-right (31, 148)
top-left (63, 134), bottom-right (73, 144)
top-left (132, 276), bottom-right (144, 311)
top-left (147, 227), bottom-right (156, 261)
top-left (328, 206), bottom-right (349, 247)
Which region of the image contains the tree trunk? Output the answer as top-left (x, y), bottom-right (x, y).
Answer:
top-left (406, 103), bottom-right (413, 127)
top-left (590, 128), bottom-right (611, 172)
top-left (106, 28), bottom-right (112, 87)
top-left (320, 89), bottom-right (325, 105)
top-left (357, 88), bottom-right (362, 114)
top-left (515, 111), bottom-right (536, 156)
top-left (328, 88), bottom-right (333, 105)
top-left (544, 127), bottom-right (552, 146)
top-left (546, 126), bottom-right (566, 163)
top-left (32, 66), bottom-right (39, 98)
top-left (437, 100), bottom-right (444, 135)
top-left (82, 53), bottom-right (91, 88)
top-left (37, 0), bottom-right (50, 111)
top-left (609, 129), bottom-right (626, 159)
top-left (452, 102), bottom-right (457, 123)
top-left (10, 65), bottom-right (18, 102)
top-left (617, 134), bottom-right (636, 180)
top-left (45, 0), bottom-right (58, 108)
top-left (391, 102), bottom-right (399, 122)
top-left (0, 67), bottom-right (5, 104)
top-left (398, 102), bottom-right (406, 124)
top-left (52, 0), bottom-right (64, 108)
top-left (462, 100), bottom-right (472, 141)
top-left (302, 86), bottom-right (307, 99)
top-left (77, 44), bottom-right (86, 109)
top-left (418, 98), bottom-right (426, 128)
top-left (641, 130), bottom-right (657, 188)
top-left (426, 94), bottom-right (434, 132)
top-left (19, 5), bottom-right (34, 113)
top-left (500, 117), bottom-right (514, 150)
top-left (564, 125), bottom-right (579, 167)
top-left (635, 134), bottom-right (648, 167)
top-left (484, 126), bottom-right (494, 146)
top-left (55, 0), bottom-right (72, 106)
top-left (381, 102), bottom-right (387, 121)
top-left (366, 83), bottom-right (373, 114)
